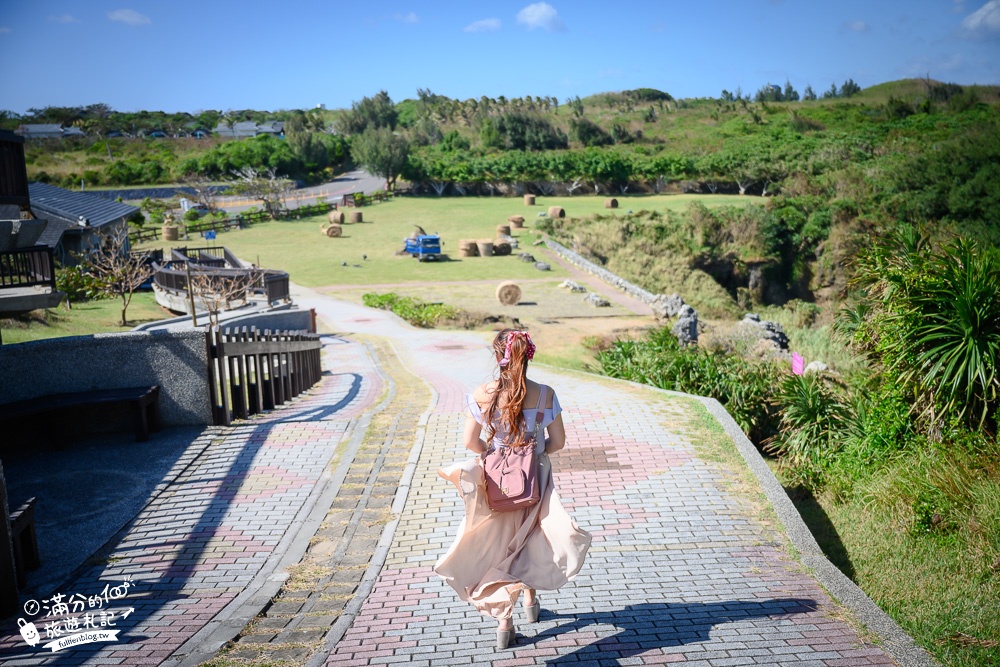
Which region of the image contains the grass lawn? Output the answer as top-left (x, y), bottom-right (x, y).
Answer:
top-left (0, 292), bottom-right (175, 345)
top-left (136, 193), bottom-right (750, 288)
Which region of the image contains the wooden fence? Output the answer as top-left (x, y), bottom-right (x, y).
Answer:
top-left (129, 203), bottom-right (333, 245)
top-left (206, 326), bottom-right (322, 426)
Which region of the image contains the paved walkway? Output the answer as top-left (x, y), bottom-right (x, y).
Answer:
top-left (0, 288), bottom-right (935, 666)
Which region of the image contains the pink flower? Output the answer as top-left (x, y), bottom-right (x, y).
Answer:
top-left (792, 352), bottom-right (805, 375)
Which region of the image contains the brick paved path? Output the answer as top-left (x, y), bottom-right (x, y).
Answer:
top-left (0, 335), bottom-right (382, 666)
top-left (291, 293), bottom-right (911, 667)
top-left (0, 287), bottom-right (931, 666)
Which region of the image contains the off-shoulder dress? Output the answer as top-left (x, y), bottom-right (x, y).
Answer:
top-left (434, 384), bottom-right (592, 620)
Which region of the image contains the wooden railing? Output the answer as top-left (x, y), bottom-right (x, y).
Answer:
top-left (153, 261), bottom-right (291, 305)
top-left (0, 246), bottom-right (56, 290)
top-left (206, 326), bottom-right (322, 426)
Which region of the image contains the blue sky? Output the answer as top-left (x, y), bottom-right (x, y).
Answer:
top-left (1, 1), bottom-right (998, 114)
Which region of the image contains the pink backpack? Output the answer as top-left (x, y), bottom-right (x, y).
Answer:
top-left (482, 386), bottom-right (546, 512)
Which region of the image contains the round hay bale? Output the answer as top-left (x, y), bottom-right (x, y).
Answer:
top-left (496, 281), bottom-right (522, 306)
top-left (349, 211), bottom-right (363, 223)
top-left (496, 224), bottom-right (511, 238)
top-left (325, 224), bottom-right (343, 238)
top-left (458, 239), bottom-right (479, 257)
top-left (604, 198), bottom-right (618, 209)
top-left (328, 210), bottom-right (345, 224)
top-left (548, 206), bottom-right (565, 219)
top-left (524, 194), bottom-right (535, 206)
top-left (507, 215), bottom-right (525, 228)
top-left (476, 240), bottom-right (494, 257)
top-left (493, 241), bottom-right (512, 256)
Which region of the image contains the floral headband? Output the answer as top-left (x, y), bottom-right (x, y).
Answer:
top-left (499, 331), bottom-right (536, 368)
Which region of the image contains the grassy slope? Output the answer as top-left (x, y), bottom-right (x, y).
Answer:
top-left (793, 446), bottom-right (1000, 667)
top-left (25, 136), bottom-right (227, 184)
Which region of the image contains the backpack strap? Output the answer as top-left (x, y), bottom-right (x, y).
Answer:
top-left (533, 385), bottom-right (547, 443)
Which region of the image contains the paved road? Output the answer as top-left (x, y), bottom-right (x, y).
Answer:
top-left (215, 170), bottom-right (386, 213)
top-left (0, 287), bottom-right (935, 666)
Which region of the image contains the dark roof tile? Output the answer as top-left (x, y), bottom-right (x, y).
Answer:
top-left (28, 182), bottom-right (139, 229)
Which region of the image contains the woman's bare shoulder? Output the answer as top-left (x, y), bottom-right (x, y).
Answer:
top-left (473, 382), bottom-right (496, 404)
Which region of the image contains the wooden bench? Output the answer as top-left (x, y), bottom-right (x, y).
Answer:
top-left (9, 497), bottom-right (38, 589)
top-left (0, 385), bottom-right (162, 443)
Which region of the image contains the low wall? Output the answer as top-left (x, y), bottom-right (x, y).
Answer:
top-left (132, 306), bottom-right (313, 334)
top-left (544, 239), bottom-right (658, 304)
top-left (0, 331), bottom-right (211, 427)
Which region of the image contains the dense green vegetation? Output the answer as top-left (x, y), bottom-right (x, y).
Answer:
top-left (5, 106), bottom-right (346, 187)
top-left (596, 230), bottom-right (999, 666)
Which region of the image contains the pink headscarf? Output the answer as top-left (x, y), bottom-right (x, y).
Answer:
top-left (499, 331), bottom-right (536, 368)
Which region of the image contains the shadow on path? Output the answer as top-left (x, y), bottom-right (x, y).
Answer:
top-left (525, 598), bottom-right (818, 665)
top-left (0, 336), bottom-right (368, 663)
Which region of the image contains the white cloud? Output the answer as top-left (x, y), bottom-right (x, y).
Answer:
top-left (393, 12), bottom-right (419, 24)
top-left (843, 20), bottom-right (869, 32)
top-left (516, 3), bottom-right (565, 32)
top-left (48, 14), bottom-right (80, 24)
top-left (107, 9), bottom-right (151, 26)
top-left (464, 18), bottom-right (502, 33)
top-left (962, 0), bottom-right (1000, 37)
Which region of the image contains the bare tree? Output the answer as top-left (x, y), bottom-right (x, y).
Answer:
top-left (86, 227), bottom-right (154, 326)
top-left (187, 270), bottom-right (253, 327)
top-left (228, 166), bottom-right (293, 219)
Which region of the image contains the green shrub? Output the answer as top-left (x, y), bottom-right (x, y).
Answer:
top-left (361, 292), bottom-right (459, 328)
top-left (848, 229), bottom-right (1000, 431)
top-left (599, 326), bottom-right (782, 444)
top-left (56, 265), bottom-right (107, 302)
top-left (766, 372), bottom-right (848, 487)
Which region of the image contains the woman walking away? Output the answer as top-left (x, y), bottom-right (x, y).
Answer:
top-left (435, 329), bottom-right (592, 650)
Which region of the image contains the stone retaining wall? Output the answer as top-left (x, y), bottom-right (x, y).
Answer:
top-left (0, 331), bottom-right (211, 426)
top-left (544, 239), bottom-right (659, 304)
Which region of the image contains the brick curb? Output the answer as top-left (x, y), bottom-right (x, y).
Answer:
top-left (304, 337), bottom-right (439, 667)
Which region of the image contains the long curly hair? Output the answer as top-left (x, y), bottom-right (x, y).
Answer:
top-left (483, 329), bottom-right (535, 447)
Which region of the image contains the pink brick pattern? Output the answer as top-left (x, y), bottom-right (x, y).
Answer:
top-left (0, 336), bottom-right (379, 666)
top-left (297, 297), bottom-right (903, 667)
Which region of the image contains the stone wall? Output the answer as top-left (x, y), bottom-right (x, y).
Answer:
top-left (0, 331), bottom-right (211, 426)
top-left (544, 239), bottom-right (658, 303)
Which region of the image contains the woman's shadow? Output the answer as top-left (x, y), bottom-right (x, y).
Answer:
top-left (521, 597), bottom-right (818, 665)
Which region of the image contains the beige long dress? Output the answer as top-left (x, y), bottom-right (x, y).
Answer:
top-left (434, 386), bottom-right (592, 620)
